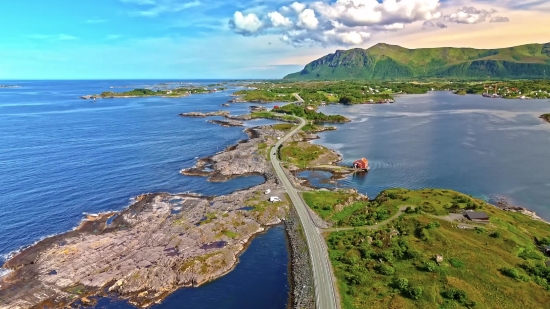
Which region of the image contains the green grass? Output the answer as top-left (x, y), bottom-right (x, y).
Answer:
top-left (223, 230), bottom-right (239, 239)
top-left (302, 191), bottom-right (355, 220)
top-left (272, 123), bottom-right (295, 131)
top-left (325, 188), bottom-right (550, 309)
top-left (280, 141), bottom-right (332, 167)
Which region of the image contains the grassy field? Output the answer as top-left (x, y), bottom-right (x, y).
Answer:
top-left (323, 188), bottom-right (550, 309)
top-left (280, 141), bottom-right (334, 167)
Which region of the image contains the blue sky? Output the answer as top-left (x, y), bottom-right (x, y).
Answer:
top-left (0, 0), bottom-right (548, 79)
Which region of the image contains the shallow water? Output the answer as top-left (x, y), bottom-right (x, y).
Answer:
top-left (314, 92), bottom-right (550, 219)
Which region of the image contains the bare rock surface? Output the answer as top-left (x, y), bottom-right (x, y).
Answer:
top-left (207, 119), bottom-right (244, 127)
top-left (179, 111), bottom-right (230, 117)
top-left (181, 126), bottom-right (286, 182)
top-left (0, 181), bottom-right (288, 308)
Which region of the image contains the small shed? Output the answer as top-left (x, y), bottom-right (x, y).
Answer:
top-left (353, 158), bottom-right (369, 170)
top-left (465, 211), bottom-right (490, 222)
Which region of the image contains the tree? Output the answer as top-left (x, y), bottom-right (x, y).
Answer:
top-left (409, 286), bottom-right (423, 300)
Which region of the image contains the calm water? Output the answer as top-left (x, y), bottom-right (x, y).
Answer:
top-left (313, 91), bottom-right (550, 219)
top-left (0, 80), bottom-right (289, 308)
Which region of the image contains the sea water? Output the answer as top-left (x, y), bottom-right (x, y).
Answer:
top-left (313, 91), bottom-right (550, 219)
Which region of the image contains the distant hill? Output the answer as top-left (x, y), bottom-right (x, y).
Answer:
top-left (283, 43), bottom-right (550, 80)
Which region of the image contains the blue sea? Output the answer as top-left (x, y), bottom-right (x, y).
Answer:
top-left (309, 92), bottom-right (550, 219)
top-left (0, 80), bottom-right (289, 307)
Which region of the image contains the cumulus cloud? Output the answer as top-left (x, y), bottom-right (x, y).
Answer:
top-left (228, 1), bottom-right (509, 47)
top-left (290, 2), bottom-right (306, 13)
top-left (268, 11), bottom-right (292, 27)
top-left (229, 12), bottom-right (263, 35)
top-left (229, 0), bottom-right (443, 46)
top-left (297, 9), bottom-right (319, 29)
top-left (490, 16), bottom-right (510, 22)
top-left (444, 6), bottom-right (506, 24)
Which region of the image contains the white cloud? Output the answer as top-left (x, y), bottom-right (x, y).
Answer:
top-left (268, 11), bottom-right (292, 27)
top-left (229, 11), bottom-right (264, 35)
top-left (490, 16), bottom-right (510, 22)
top-left (28, 34), bottom-right (78, 41)
top-left (121, 0), bottom-right (201, 17)
top-left (230, 0), bottom-right (443, 46)
top-left (229, 1), bottom-right (511, 47)
top-left (444, 6), bottom-right (507, 24)
top-left (297, 9), bottom-right (319, 29)
top-left (290, 2), bottom-right (306, 13)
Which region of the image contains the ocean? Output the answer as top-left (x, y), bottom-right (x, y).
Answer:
top-left (0, 80), bottom-right (289, 308)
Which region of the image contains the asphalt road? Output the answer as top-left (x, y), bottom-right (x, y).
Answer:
top-left (270, 101), bottom-right (339, 309)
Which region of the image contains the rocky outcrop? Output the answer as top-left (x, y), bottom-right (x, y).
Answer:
top-left (182, 126), bottom-right (287, 182)
top-left (492, 195), bottom-right (549, 224)
top-left (0, 181), bottom-right (288, 308)
top-left (179, 111), bottom-right (230, 117)
top-left (207, 120), bottom-right (244, 127)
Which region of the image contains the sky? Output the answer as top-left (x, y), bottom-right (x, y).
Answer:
top-left (0, 0), bottom-right (549, 79)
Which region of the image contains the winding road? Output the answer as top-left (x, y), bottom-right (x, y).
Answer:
top-left (270, 93), bottom-right (339, 309)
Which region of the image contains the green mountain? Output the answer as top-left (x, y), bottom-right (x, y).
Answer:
top-left (283, 43), bottom-right (550, 80)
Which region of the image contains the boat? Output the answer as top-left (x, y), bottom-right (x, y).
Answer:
top-left (352, 158), bottom-right (369, 171)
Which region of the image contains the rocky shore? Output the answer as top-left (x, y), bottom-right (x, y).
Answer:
top-left (179, 111), bottom-right (230, 117)
top-left (206, 119), bottom-right (243, 127)
top-left (491, 195), bottom-right (550, 224)
top-left (0, 179), bottom-right (288, 308)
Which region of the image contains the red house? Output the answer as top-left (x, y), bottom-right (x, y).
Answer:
top-left (353, 158), bottom-right (369, 170)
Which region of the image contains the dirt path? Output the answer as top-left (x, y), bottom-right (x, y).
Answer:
top-left (322, 206), bottom-right (411, 232)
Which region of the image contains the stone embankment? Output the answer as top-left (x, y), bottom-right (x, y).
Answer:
top-left (285, 207), bottom-right (315, 309)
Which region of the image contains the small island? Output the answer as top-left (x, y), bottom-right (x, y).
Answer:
top-left (540, 113), bottom-right (550, 123)
top-left (81, 86), bottom-right (225, 100)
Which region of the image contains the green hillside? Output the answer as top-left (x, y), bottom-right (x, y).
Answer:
top-left (302, 188), bottom-right (550, 309)
top-left (284, 43), bottom-right (550, 80)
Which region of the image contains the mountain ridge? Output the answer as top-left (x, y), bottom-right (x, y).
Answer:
top-left (283, 42), bottom-right (550, 80)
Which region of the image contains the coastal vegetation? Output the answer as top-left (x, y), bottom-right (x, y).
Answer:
top-left (284, 42), bottom-right (550, 80)
top-left (233, 89), bottom-right (295, 102)
top-left (540, 114), bottom-right (550, 123)
top-left (274, 103), bottom-right (349, 123)
top-left (236, 79), bottom-right (550, 104)
top-left (280, 141), bottom-right (335, 168)
top-left (99, 87), bottom-right (222, 98)
top-left (305, 188), bottom-right (550, 309)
